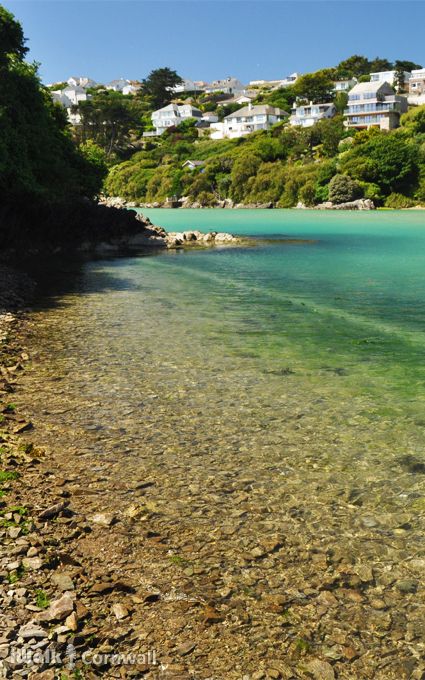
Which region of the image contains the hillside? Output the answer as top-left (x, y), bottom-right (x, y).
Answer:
top-left (105, 108), bottom-right (425, 209)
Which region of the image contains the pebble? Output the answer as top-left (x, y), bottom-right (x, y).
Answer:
top-left (91, 512), bottom-right (116, 527)
top-left (396, 579), bottom-right (418, 594)
top-left (176, 641), bottom-right (196, 656)
top-left (39, 592), bottom-right (74, 621)
top-left (305, 659), bottom-right (335, 679)
top-left (112, 603), bottom-right (129, 620)
top-left (51, 572), bottom-right (74, 591)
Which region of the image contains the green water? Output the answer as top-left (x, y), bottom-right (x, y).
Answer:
top-left (16, 209), bottom-right (425, 675)
top-left (140, 209), bottom-right (425, 408)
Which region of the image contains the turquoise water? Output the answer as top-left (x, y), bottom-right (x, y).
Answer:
top-left (139, 209), bottom-right (425, 408)
top-left (16, 209), bottom-right (425, 675)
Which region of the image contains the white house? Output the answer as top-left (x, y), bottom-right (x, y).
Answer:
top-left (370, 70), bottom-right (411, 90)
top-left (409, 68), bottom-right (425, 95)
top-left (344, 81), bottom-right (408, 130)
top-left (290, 101), bottom-right (336, 127)
top-left (202, 112), bottom-right (219, 123)
top-left (151, 103), bottom-right (203, 134)
top-left (106, 78), bottom-right (130, 92)
top-left (217, 93), bottom-right (256, 107)
top-left (56, 85), bottom-right (89, 106)
top-left (334, 78), bottom-right (357, 92)
top-left (172, 79), bottom-right (204, 94)
top-left (67, 76), bottom-right (97, 89)
top-left (249, 73), bottom-right (299, 89)
top-left (51, 87), bottom-right (90, 125)
top-left (205, 77), bottom-right (246, 95)
top-left (211, 103), bottom-right (287, 139)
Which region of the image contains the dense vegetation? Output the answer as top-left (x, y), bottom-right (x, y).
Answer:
top-left (95, 54), bottom-right (425, 209)
top-left (2, 2), bottom-right (424, 224)
top-left (104, 108), bottom-right (425, 208)
top-left (0, 7), bottom-right (106, 204)
top-left (0, 5), bottom-right (157, 250)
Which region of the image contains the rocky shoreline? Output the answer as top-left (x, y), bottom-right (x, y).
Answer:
top-left (1, 255), bottom-right (425, 679)
top-left (101, 196), bottom-right (377, 211)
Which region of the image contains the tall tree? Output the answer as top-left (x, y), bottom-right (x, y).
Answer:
top-left (0, 4), bottom-right (104, 212)
top-left (394, 60), bottom-right (422, 72)
top-left (335, 55), bottom-right (371, 79)
top-left (77, 90), bottom-right (143, 157)
top-left (141, 67), bottom-right (183, 109)
top-left (292, 70), bottom-right (335, 103)
top-left (369, 57), bottom-right (393, 72)
top-left (0, 5), bottom-right (27, 64)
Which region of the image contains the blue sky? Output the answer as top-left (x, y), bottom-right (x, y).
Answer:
top-left (4, 1), bottom-right (425, 85)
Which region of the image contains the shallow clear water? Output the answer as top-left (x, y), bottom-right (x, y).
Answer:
top-left (17, 209), bottom-right (425, 674)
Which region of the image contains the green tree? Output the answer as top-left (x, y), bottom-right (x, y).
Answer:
top-left (230, 153), bottom-right (261, 202)
top-left (369, 57), bottom-right (393, 72)
top-left (400, 105), bottom-right (425, 133)
top-left (0, 5), bottom-right (27, 64)
top-left (335, 55), bottom-right (370, 79)
top-left (0, 4), bottom-right (103, 226)
top-left (340, 133), bottom-right (418, 195)
top-left (316, 116), bottom-right (345, 157)
top-left (394, 67), bottom-right (407, 93)
top-left (328, 174), bottom-right (362, 204)
top-left (292, 70), bottom-right (335, 103)
top-left (78, 90), bottom-right (143, 157)
top-left (394, 60), bottom-right (422, 72)
top-left (334, 91), bottom-right (348, 115)
top-left (142, 67), bottom-right (183, 109)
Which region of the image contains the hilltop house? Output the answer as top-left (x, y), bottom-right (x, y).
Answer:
top-left (67, 76), bottom-right (97, 89)
top-left (205, 77), bottom-right (246, 95)
top-left (210, 103), bottom-right (287, 139)
top-left (151, 103), bottom-right (202, 135)
top-left (370, 70), bottom-right (411, 90)
top-left (172, 79), bottom-right (204, 93)
top-left (344, 81), bottom-right (408, 130)
top-left (289, 101), bottom-right (336, 127)
top-left (51, 85), bottom-right (90, 125)
top-left (106, 78), bottom-right (131, 92)
top-left (60, 85), bottom-right (90, 105)
top-left (409, 68), bottom-right (425, 95)
top-left (249, 73), bottom-right (299, 89)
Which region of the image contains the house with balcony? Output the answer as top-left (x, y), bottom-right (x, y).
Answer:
top-left (370, 70), bottom-right (411, 90)
top-left (409, 69), bottom-right (425, 95)
top-left (344, 81), bottom-right (408, 131)
top-left (211, 104), bottom-right (287, 140)
top-left (151, 103), bottom-right (203, 135)
top-left (289, 101), bottom-right (336, 127)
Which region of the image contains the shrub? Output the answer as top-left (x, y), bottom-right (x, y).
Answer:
top-left (328, 174), bottom-right (362, 204)
top-left (384, 193), bottom-right (415, 209)
top-left (299, 181), bottom-right (317, 206)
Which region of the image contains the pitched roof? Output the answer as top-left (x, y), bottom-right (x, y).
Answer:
top-left (348, 81), bottom-right (393, 94)
top-left (182, 160), bottom-right (204, 167)
top-left (224, 104), bottom-right (288, 119)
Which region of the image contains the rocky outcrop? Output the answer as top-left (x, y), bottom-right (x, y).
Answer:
top-left (165, 230), bottom-right (243, 248)
top-left (100, 196), bottom-right (274, 210)
top-left (296, 199), bottom-right (375, 211)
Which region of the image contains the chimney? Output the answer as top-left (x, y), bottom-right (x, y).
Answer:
top-left (248, 102), bottom-right (253, 111)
